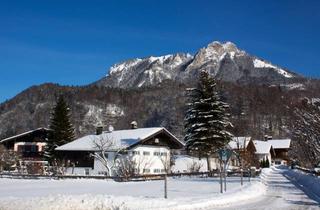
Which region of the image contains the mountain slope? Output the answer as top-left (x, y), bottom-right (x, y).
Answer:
top-left (1, 40), bottom-right (319, 166)
top-left (96, 41), bottom-right (301, 88)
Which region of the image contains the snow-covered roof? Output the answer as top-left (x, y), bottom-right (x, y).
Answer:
top-left (267, 139), bottom-right (291, 149)
top-left (254, 140), bottom-right (273, 154)
top-left (56, 127), bottom-right (184, 152)
top-left (0, 127), bottom-right (50, 143)
top-left (228, 137), bottom-right (252, 150)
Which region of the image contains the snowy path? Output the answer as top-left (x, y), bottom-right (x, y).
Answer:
top-left (216, 167), bottom-right (320, 210)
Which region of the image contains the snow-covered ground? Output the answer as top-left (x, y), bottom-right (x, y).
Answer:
top-left (0, 167), bottom-right (318, 210)
top-left (0, 176), bottom-right (264, 210)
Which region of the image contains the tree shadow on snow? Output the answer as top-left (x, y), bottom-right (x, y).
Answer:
top-left (282, 172), bottom-right (320, 205)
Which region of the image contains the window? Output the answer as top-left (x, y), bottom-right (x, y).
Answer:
top-left (161, 169), bottom-right (166, 173)
top-left (154, 169), bottom-right (161, 173)
top-left (143, 169), bottom-right (150, 173)
top-left (17, 145), bottom-right (38, 153)
top-left (85, 168), bottom-right (90, 176)
top-left (275, 161), bottom-right (281, 165)
top-left (31, 145), bottom-right (38, 152)
top-left (131, 151), bottom-right (140, 155)
top-left (17, 145), bottom-right (23, 152)
top-left (153, 152), bottom-right (161, 156)
top-left (160, 152), bottom-right (167, 156)
top-left (143, 151), bottom-right (150, 156)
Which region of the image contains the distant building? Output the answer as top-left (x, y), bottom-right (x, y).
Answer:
top-left (253, 140), bottom-right (275, 164)
top-left (267, 139), bottom-right (291, 165)
top-left (55, 126), bottom-right (184, 176)
top-left (0, 127), bottom-right (51, 173)
top-left (227, 137), bottom-right (291, 168)
top-left (0, 127), bottom-right (50, 161)
top-left (228, 137), bottom-right (258, 168)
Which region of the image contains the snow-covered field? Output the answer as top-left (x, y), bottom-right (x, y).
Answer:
top-left (0, 176), bottom-right (264, 210)
top-left (0, 167), bottom-right (319, 210)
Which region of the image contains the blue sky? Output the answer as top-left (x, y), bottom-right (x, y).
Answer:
top-left (0, 0), bottom-right (319, 103)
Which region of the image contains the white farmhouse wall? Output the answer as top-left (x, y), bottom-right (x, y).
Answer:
top-left (129, 146), bottom-right (170, 174)
top-left (90, 146), bottom-right (171, 175)
top-left (172, 156), bottom-right (220, 173)
top-left (256, 153), bottom-right (272, 164)
top-left (93, 151), bottom-right (117, 175)
top-left (65, 167), bottom-right (96, 176)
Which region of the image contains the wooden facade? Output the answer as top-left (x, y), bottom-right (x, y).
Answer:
top-left (0, 128), bottom-right (51, 161)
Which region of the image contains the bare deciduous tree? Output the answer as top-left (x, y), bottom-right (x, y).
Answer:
top-left (292, 98), bottom-right (320, 167)
top-left (0, 145), bottom-right (20, 172)
top-left (91, 135), bottom-right (119, 176)
top-left (92, 135), bottom-right (156, 177)
top-left (187, 159), bottom-right (203, 173)
top-left (159, 153), bottom-right (171, 174)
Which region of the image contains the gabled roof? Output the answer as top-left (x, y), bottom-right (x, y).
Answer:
top-left (254, 140), bottom-right (273, 154)
top-left (267, 139), bottom-right (291, 149)
top-left (228, 137), bottom-right (252, 150)
top-left (0, 128), bottom-right (51, 144)
top-left (56, 127), bottom-right (184, 152)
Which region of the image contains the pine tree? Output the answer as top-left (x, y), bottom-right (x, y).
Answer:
top-left (45, 96), bottom-right (75, 163)
top-left (261, 158), bottom-right (266, 168)
top-left (184, 70), bottom-right (232, 158)
top-left (265, 158), bottom-right (270, 168)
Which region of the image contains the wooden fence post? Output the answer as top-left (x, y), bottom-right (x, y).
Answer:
top-left (164, 174), bottom-right (168, 199)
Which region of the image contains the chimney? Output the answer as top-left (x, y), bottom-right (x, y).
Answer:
top-left (130, 121), bottom-right (138, 129)
top-left (108, 125), bottom-right (114, 132)
top-left (96, 126), bottom-right (103, 135)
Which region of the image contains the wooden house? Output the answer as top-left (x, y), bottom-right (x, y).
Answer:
top-left (0, 127), bottom-right (50, 161)
top-left (253, 140), bottom-right (275, 165)
top-left (267, 139), bottom-right (291, 165)
top-left (228, 137), bottom-right (259, 168)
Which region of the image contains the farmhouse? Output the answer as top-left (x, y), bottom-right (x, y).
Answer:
top-left (172, 136), bottom-right (292, 173)
top-left (267, 139), bottom-right (291, 165)
top-left (55, 125), bottom-right (185, 176)
top-left (228, 137), bottom-right (258, 168)
top-left (253, 140), bottom-right (275, 164)
top-left (0, 127), bottom-right (50, 162)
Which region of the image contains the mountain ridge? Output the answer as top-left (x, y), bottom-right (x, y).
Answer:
top-left (0, 40), bottom-right (318, 167)
top-left (96, 41), bottom-right (302, 88)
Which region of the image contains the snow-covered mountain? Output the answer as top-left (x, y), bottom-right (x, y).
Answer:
top-left (96, 41), bottom-right (300, 88)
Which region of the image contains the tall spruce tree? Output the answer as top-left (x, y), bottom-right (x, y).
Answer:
top-left (45, 96), bottom-right (75, 163)
top-left (184, 70), bottom-right (232, 158)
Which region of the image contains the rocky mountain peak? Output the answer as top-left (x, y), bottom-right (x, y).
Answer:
top-left (97, 40), bottom-right (301, 88)
top-left (206, 41), bottom-right (240, 54)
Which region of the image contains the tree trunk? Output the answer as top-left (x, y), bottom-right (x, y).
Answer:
top-left (206, 156), bottom-right (211, 173)
top-left (224, 163), bottom-right (227, 192)
top-left (240, 167), bottom-right (243, 186)
top-left (219, 161), bottom-right (223, 193)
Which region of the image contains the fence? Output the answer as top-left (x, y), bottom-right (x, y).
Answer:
top-left (294, 166), bottom-right (320, 176)
top-left (0, 169), bottom-right (258, 181)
